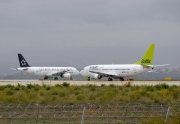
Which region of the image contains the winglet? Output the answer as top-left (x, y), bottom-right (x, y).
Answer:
top-left (134, 44), bottom-right (155, 65)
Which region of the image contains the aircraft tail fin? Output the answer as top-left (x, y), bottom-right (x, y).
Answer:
top-left (18, 54), bottom-right (30, 67)
top-left (134, 44), bottom-right (155, 65)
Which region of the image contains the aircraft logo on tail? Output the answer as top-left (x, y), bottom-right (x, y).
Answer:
top-left (134, 44), bottom-right (155, 65)
top-left (21, 60), bottom-right (27, 66)
top-left (18, 54), bottom-right (30, 67)
top-left (141, 59), bottom-right (151, 64)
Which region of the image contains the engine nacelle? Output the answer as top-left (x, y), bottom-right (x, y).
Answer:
top-left (61, 73), bottom-right (71, 79)
top-left (91, 74), bottom-right (102, 79)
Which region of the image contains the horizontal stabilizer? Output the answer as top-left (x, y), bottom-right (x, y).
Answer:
top-left (154, 64), bottom-right (170, 67)
top-left (148, 70), bottom-right (157, 73)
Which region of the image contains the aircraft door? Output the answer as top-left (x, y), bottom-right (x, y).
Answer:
top-left (133, 66), bottom-right (137, 73)
top-left (36, 68), bottom-right (40, 72)
top-left (85, 67), bottom-right (89, 74)
top-left (100, 66), bottom-right (103, 71)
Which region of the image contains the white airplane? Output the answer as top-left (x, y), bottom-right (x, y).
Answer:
top-left (80, 44), bottom-right (169, 81)
top-left (11, 54), bottom-right (79, 80)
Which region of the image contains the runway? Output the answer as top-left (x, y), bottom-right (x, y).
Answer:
top-left (0, 80), bottom-right (179, 86)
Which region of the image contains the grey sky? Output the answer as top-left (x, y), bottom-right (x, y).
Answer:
top-left (0, 0), bottom-right (180, 75)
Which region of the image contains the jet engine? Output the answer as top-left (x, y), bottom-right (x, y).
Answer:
top-left (91, 74), bottom-right (102, 79)
top-left (61, 73), bottom-right (71, 79)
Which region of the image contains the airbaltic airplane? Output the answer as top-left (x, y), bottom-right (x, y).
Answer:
top-left (80, 44), bottom-right (169, 81)
top-left (11, 54), bottom-right (79, 80)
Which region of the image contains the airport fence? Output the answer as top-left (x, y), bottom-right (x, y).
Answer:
top-left (0, 103), bottom-right (180, 124)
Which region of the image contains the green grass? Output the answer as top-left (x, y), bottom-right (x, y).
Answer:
top-left (141, 114), bottom-right (180, 124)
top-left (0, 83), bottom-right (179, 105)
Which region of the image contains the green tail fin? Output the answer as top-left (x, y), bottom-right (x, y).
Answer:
top-left (134, 44), bottom-right (155, 65)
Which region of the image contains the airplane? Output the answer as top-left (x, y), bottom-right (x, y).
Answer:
top-left (11, 54), bottom-right (79, 80)
top-left (80, 44), bottom-right (169, 81)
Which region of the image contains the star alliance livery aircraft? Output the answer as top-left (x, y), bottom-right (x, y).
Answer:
top-left (80, 44), bottom-right (169, 81)
top-left (11, 54), bottom-right (79, 80)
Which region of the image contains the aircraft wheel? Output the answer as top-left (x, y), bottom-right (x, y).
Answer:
top-left (54, 77), bottom-right (58, 80)
top-left (108, 78), bottom-right (113, 81)
top-left (44, 76), bottom-right (48, 80)
top-left (120, 78), bottom-right (124, 81)
top-left (88, 77), bottom-right (90, 81)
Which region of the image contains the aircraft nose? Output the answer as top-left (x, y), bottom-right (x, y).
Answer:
top-left (80, 70), bottom-right (85, 76)
top-left (76, 70), bottom-right (80, 75)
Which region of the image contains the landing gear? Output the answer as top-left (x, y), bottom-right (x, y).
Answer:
top-left (120, 77), bottom-right (124, 81)
top-left (54, 77), bottom-right (58, 80)
top-left (108, 77), bottom-right (113, 81)
top-left (87, 77), bottom-right (90, 81)
top-left (44, 76), bottom-right (48, 80)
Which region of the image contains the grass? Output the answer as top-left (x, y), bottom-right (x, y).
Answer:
top-left (141, 114), bottom-right (180, 124)
top-left (0, 83), bottom-right (179, 105)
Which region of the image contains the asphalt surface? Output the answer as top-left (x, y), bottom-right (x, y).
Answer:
top-left (0, 80), bottom-right (179, 86)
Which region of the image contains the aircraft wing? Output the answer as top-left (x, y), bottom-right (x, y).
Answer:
top-left (46, 70), bottom-right (71, 76)
top-left (89, 71), bottom-right (119, 77)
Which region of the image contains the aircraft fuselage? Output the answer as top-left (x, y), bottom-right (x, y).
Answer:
top-left (80, 64), bottom-right (153, 79)
top-left (17, 67), bottom-right (79, 76)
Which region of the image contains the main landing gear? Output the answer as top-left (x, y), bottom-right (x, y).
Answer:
top-left (108, 77), bottom-right (113, 81)
top-left (87, 77), bottom-right (90, 81)
top-left (107, 77), bottom-right (124, 81)
top-left (44, 76), bottom-right (48, 80)
top-left (44, 76), bottom-right (59, 80)
top-left (119, 77), bottom-right (124, 81)
top-left (54, 77), bottom-right (58, 80)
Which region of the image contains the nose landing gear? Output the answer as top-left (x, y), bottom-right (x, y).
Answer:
top-left (87, 77), bottom-right (90, 81)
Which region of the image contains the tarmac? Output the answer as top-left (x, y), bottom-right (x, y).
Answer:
top-left (0, 80), bottom-right (179, 86)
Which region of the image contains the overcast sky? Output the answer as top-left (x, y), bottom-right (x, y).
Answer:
top-left (0, 0), bottom-right (180, 75)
